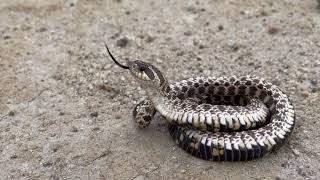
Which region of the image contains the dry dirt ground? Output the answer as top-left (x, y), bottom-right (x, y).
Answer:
top-left (1, 0), bottom-right (320, 179)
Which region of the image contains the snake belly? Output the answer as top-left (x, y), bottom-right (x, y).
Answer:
top-left (151, 75), bottom-right (295, 161)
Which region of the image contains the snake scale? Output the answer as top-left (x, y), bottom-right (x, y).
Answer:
top-left (106, 44), bottom-right (295, 161)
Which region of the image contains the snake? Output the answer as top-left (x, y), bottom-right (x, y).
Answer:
top-left (105, 43), bottom-right (295, 161)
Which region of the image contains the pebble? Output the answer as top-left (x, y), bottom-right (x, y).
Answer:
top-left (181, 169), bottom-right (186, 173)
top-left (70, 126), bottom-right (78, 132)
top-left (311, 87), bottom-right (319, 93)
top-left (268, 26), bottom-right (280, 34)
top-left (116, 37), bottom-right (129, 48)
top-left (99, 84), bottom-right (114, 92)
top-left (90, 112), bottom-right (99, 117)
top-left (302, 91), bottom-right (310, 98)
top-left (8, 111), bottom-right (15, 116)
top-left (281, 162), bottom-right (288, 168)
top-left (298, 51), bottom-right (306, 56)
top-left (199, 44), bottom-right (206, 49)
top-left (10, 154), bottom-right (17, 159)
top-left (310, 79), bottom-right (317, 86)
top-left (177, 51), bottom-right (185, 56)
top-left (42, 161), bottom-right (53, 167)
top-left (115, 114), bottom-right (122, 119)
top-left (260, 10), bottom-right (268, 16)
top-left (292, 148), bottom-right (300, 156)
top-left (145, 35), bottom-right (155, 43)
top-left (138, 33), bottom-right (155, 43)
top-left (227, 41), bottom-right (239, 51)
top-left (92, 127), bottom-right (100, 131)
top-left (38, 27), bottom-right (47, 32)
top-left (186, 6), bottom-right (197, 14)
top-left (3, 35), bottom-right (11, 40)
top-left (218, 25), bottom-right (224, 31)
top-left (184, 31), bottom-right (192, 36)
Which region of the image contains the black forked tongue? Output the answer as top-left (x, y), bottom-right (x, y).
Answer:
top-left (104, 42), bottom-right (129, 69)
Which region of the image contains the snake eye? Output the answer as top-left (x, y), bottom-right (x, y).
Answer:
top-left (132, 64), bottom-right (139, 69)
top-left (139, 66), bottom-right (145, 72)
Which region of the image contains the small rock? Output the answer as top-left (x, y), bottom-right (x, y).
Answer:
top-left (70, 126), bottom-right (78, 132)
top-left (302, 91), bottom-right (310, 98)
top-left (227, 41), bottom-right (239, 51)
top-left (275, 176), bottom-right (281, 180)
top-left (268, 26), bottom-right (280, 34)
top-left (90, 112), bottom-right (99, 117)
top-left (38, 27), bottom-right (47, 32)
top-left (260, 10), bottom-right (268, 16)
top-left (184, 31), bottom-right (192, 36)
top-left (98, 84), bottom-right (113, 92)
top-left (10, 154), bottom-right (17, 159)
top-left (116, 37), bottom-right (129, 48)
top-left (8, 111), bottom-right (15, 116)
top-left (298, 51), bottom-right (306, 56)
top-left (292, 148), bottom-right (300, 156)
top-left (3, 35), bottom-right (11, 40)
top-left (176, 51), bottom-right (185, 56)
top-left (281, 162), bottom-right (287, 167)
top-left (218, 25), bottom-right (224, 31)
top-left (52, 74), bottom-right (63, 81)
top-left (199, 44), bottom-right (206, 49)
top-left (181, 169), bottom-right (186, 173)
top-left (145, 35), bottom-right (155, 43)
top-left (92, 127), bottom-right (100, 131)
top-left (311, 86), bottom-right (319, 93)
top-left (115, 114), bottom-right (122, 119)
top-left (42, 161), bottom-right (53, 167)
top-left (58, 111), bottom-right (65, 116)
top-left (111, 32), bottom-right (120, 39)
top-left (310, 79), bottom-right (317, 86)
top-left (186, 6), bottom-right (197, 14)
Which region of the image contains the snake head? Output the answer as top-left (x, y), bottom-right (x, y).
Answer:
top-left (127, 60), bottom-right (166, 87)
top-left (105, 43), bottom-right (167, 88)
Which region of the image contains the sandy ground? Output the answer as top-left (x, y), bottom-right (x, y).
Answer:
top-left (1, 0), bottom-right (320, 179)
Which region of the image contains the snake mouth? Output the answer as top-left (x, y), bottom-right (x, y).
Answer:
top-left (131, 71), bottom-right (152, 81)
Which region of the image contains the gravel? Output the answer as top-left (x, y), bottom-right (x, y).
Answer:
top-left (0, 0), bottom-right (320, 179)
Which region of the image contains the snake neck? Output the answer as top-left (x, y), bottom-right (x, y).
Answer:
top-left (145, 81), bottom-right (171, 107)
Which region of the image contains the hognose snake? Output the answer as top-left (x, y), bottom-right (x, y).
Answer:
top-left (106, 43), bottom-right (295, 161)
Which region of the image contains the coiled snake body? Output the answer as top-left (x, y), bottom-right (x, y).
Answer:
top-left (106, 44), bottom-right (295, 161)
